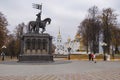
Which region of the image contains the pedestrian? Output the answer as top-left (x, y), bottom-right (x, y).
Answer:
top-left (1, 52), bottom-right (5, 61)
top-left (91, 53), bottom-right (94, 61)
top-left (88, 53), bottom-right (91, 61)
top-left (93, 54), bottom-right (96, 63)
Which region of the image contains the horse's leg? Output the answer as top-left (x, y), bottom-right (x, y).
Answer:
top-left (30, 26), bottom-right (32, 33)
top-left (41, 29), bottom-right (43, 33)
top-left (28, 25), bottom-right (30, 33)
top-left (37, 27), bottom-right (39, 33)
top-left (33, 26), bottom-right (36, 33)
top-left (29, 26), bottom-right (32, 33)
top-left (28, 23), bottom-right (32, 33)
top-left (36, 26), bottom-right (38, 33)
top-left (41, 28), bottom-right (46, 33)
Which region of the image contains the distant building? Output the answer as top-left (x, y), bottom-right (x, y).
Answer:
top-left (55, 29), bottom-right (64, 54)
top-left (55, 29), bottom-right (86, 54)
top-left (64, 34), bottom-right (86, 54)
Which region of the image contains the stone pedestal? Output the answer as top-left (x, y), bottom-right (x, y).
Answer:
top-left (19, 33), bottom-right (53, 62)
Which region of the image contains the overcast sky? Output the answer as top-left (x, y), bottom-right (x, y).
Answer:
top-left (0, 0), bottom-right (120, 42)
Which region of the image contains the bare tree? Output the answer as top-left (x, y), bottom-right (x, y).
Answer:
top-left (14, 22), bottom-right (26, 57)
top-left (0, 12), bottom-right (8, 50)
top-left (111, 26), bottom-right (120, 54)
top-left (6, 23), bottom-right (26, 58)
top-left (100, 8), bottom-right (117, 54)
top-left (78, 6), bottom-right (101, 54)
top-left (6, 34), bottom-right (15, 58)
top-left (78, 19), bottom-right (91, 53)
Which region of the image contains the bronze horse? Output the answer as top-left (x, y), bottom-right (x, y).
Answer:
top-left (28, 18), bottom-right (51, 33)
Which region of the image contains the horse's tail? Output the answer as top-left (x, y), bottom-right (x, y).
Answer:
top-left (28, 21), bottom-right (31, 27)
top-left (28, 21), bottom-right (31, 33)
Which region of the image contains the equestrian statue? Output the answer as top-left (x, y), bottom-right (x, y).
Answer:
top-left (28, 12), bottom-right (51, 33)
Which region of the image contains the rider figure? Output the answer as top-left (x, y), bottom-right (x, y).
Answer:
top-left (36, 12), bottom-right (41, 33)
top-left (36, 12), bottom-right (41, 22)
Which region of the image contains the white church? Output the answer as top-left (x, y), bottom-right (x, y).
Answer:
top-left (55, 29), bottom-right (86, 54)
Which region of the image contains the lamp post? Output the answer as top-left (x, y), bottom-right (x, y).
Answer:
top-left (101, 42), bottom-right (107, 61)
top-left (1, 45), bottom-right (6, 61)
top-left (67, 47), bottom-right (71, 60)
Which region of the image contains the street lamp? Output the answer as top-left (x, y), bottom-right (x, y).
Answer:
top-left (67, 47), bottom-right (71, 60)
top-left (1, 45), bottom-right (6, 61)
top-left (100, 42), bottom-right (107, 61)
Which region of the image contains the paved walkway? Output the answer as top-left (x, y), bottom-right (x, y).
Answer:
top-left (0, 60), bottom-right (120, 80)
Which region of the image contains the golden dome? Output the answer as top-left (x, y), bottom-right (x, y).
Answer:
top-left (67, 36), bottom-right (71, 42)
top-left (75, 33), bottom-right (81, 39)
top-left (57, 34), bottom-right (61, 39)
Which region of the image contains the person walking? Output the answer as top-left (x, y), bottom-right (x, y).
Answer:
top-left (91, 53), bottom-right (94, 61)
top-left (93, 54), bottom-right (97, 63)
top-left (88, 53), bottom-right (91, 61)
top-left (1, 52), bottom-right (5, 61)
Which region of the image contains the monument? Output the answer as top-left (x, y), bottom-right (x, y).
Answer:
top-left (19, 3), bottom-right (53, 62)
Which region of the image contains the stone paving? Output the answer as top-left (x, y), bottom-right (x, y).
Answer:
top-left (0, 70), bottom-right (120, 80)
top-left (0, 60), bottom-right (120, 80)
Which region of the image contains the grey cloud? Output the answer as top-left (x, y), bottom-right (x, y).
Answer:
top-left (0, 0), bottom-right (120, 41)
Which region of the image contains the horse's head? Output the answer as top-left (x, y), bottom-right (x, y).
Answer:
top-left (43, 18), bottom-right (51, 24)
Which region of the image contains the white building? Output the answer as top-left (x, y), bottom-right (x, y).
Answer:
top-left (64, 34), bottom-right (86, 54)
top-left (55, 29), bottom-right (86, 54)
top-left (55, 29), bottom-right (64, 54)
